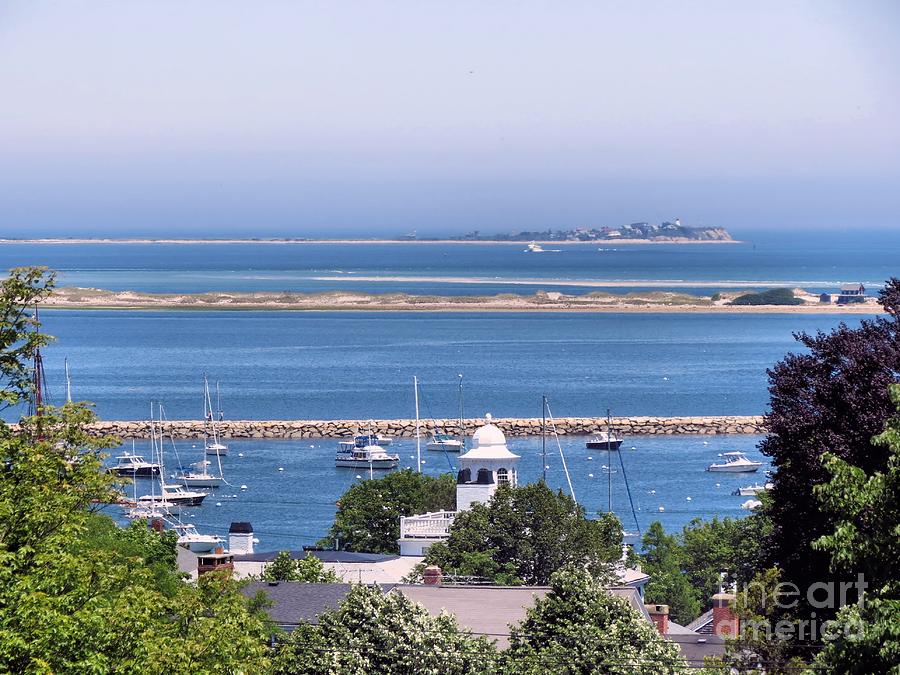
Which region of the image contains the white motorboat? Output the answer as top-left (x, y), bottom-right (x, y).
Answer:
top-left (159, 483), bottom-right (208, 506)
top-left (107, 451), bottom-right (160, 477)
top-left (732, 482), bottom-right (773, 496)
top-left (707, 452), bottom-right (763, 473)
top-left (134, 496), bottom-right (181, 515)
top-left (586, 431), bottom-right (624, 450)
top-left (205, 441), bottom-right (228, 456)
top-left (525, 241), bottom-right (546, 253)
top-left (179, 460), bottom-right (223, 488)
top-left (426, 433), bottom-right (464, 452)
top-left (173, 523), bottom-right (223, 553)
top-left (741, 499), bottom-right (763, 510)
top-left (335, 443), bottom-right (400, 470)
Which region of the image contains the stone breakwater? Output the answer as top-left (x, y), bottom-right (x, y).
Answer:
top-left (84, 416), bottom-right (765, 440)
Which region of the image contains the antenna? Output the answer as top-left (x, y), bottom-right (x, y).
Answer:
top-left (607, 408), bottom-right (612, 514)
top-left (458, 374), bottom-right (465, 449)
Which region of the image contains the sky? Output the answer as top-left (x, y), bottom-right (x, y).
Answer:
top-left (0, 1), bottom-right (898, 237)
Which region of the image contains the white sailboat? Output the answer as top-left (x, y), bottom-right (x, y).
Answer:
top-left (204, 376), bottom-right (228, 456)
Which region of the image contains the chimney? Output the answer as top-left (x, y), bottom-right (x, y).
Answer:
top-left (711, 592), bottom-right (739, 637)
top-left (423, 565), bottom-right (442, 586)
top-left (197, 551), bottom-right (234, 578)
top-left (228, 522), bottom-right (254, 554)
top-left (645, 604), bottom-right (669, 634)
top-left (149, 518), bottom-right (164, 533)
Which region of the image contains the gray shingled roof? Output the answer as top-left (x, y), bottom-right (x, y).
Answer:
top-left (240, 582), bottom-right (356, 628)
top-left (232, 549), bottom-right (398, 564)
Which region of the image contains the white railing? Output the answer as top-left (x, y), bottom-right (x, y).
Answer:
top-left (400, 510), bottom-right (456, 539)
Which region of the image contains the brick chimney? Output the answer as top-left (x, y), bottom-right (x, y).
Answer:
top-left (423, 565), bottom-right (442, 586)
top-left (645, 603), bottom-right (669, 634)
top-left (711, 592), bottom-right (739, 637)
top-left (149, 518), bottom-right (165, 533)
top-left (197, 549), bottom-right (234, 578)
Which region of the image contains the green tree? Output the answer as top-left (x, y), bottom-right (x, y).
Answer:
top-left (640, 522), bottom-right (701, 625)
top-left (425, 482), bottom-right (622, 585)
top-left (502, 565), bottom-right (686, 674)
top-left (808, 384), bottom-right (900, 673)
top-left (321, 469), bottom-right (455, 553)
top-left (272, 583), bottom-right (497, 675)
top-left (0, 268), bottom-right (273, 673)
top-left (261, 551), bottom-right (341, 583)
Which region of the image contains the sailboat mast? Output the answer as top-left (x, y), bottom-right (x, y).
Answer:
top-left (607, 408), bottom-right (612, 514)
top-left (64, 357), bottom-right (72, 404)
top-left (541, 394), bottom-right (547, 483)
top-left (414, 376), bottom-right (422, 474)
top-left (458, 373), bottom-right (465, 448)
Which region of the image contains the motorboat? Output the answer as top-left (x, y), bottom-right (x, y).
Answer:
top-left (707, 452), bottom-right (763, 473)
top-left (732, 482), bottom-right (773, 496)
top-left (134, 496), bottom-right (181, 515)
top-left (173, 523), bottom-right (223, 553)
top-left (107, 452), bottom-right (160, 477)
top-left (335, 443), bottom-right (400, 469)
top-left (525, 241), bottom-right (546, 252)
top-left (586, 431), bottom-right (624, 450)
top-left (205, 441), bottom-right (228, 456)
top-left (339, 433), bottom-right (392, 451)
top-left (741, 499), bottom-right (763, 510)
top-left (179, 460), bottom-right (223, 488)
top-left (158, 483), bottom-right (208, 506)
top-left (426, 433), bottom-right (464, 452)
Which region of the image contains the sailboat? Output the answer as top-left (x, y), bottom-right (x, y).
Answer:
top-left (204, 377), bottom-right (228, 456)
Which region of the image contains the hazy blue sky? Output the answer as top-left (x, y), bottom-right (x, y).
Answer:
top-left (1, 1), bottom-right (898, 236)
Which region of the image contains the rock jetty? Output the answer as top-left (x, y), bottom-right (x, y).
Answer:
top-left (82, 415), bottom-right (765, 440)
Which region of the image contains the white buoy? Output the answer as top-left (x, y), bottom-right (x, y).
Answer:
top-left (649, 489), bottom-right (656, 495)
top-left (240, 485), bottom-right (248, 491)
top-left (631, 446), bottom-right (637, 450)
top-left (420, 459), bottom-right (426, 464)
top-left (686, 496), bottom-right (692, 501)
top-left (658, 506), bottom-right (665, 512)
top-left (278, 467), bottom-right (284, 472)
top-left (702, 441), bottom-right (709, 445)
top-left (238, 452), bottom-right (244, 457)
top-left (715, 483), bottom-right (721, 488)
top-left (355, 474), bottom-right (362, 479)
top-left (587, 456), bottom-right (593, 460)
top-left (663, 376), bottom-right (669, 381)
top-left (215, 502), bottom-right (222, 507)
top-left (545, 465), bottom-right (550, 470)
top-left (588, 473), bottom-right (594, 478)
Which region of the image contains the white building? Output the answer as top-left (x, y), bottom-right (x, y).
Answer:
top-left (398, 414), bottom-right (520, 556)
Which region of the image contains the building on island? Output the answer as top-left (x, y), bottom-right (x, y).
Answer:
top-left (398, 414), bottom-right (520, 557)
top-left (837, 283), bottom-right (866, 304)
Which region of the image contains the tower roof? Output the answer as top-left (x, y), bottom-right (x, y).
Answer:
top-left (459, 414), bottom-right (520, 461)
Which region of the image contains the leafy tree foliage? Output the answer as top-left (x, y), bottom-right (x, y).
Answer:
top-left (503, 565), bottom-right (686, 674)
top-left (425, 482), bottom-right (622, 585)
top-left (761, 277), bottom-right (900, 622)
top-left (0, 268), bottom-right (272, 673)
top-left (261, 551), bottom-right (341, 583)
top-left (272, 584), bottom-right (496, 675)
top-left (730, 288), bottom-right (803, 306)
top-left (640, 522), bottom-right (701, 624)
top-left (809, 384), bottom-right (900, 672)
top-left (321, 469), bottom-right (455, 553)
top-left (0, 267), bottom-right (55, 410)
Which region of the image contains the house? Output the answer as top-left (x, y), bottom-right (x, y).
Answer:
top-left (231, 548), bottom-right (422, 584)
top-left (819, 293), bottom-right (832, 303)
top-left (837, 283), bottom-right (866, 304)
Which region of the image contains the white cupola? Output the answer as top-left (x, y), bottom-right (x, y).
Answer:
top-left (456, 414), bottom-right (520, 512)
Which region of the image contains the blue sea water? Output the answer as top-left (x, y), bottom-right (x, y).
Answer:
top-left (34, 310), bottom-right (872, 421)
top-left (4, 231), bottom-right (893, 548)
top-left (1, 229), bottom-right (897, 296)
top-left (113, 433), bottom-right (769, 550)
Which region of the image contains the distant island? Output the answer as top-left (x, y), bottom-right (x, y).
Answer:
top-left (449, 220), bottom-right (733, 243)
top-left (0, 221), bottom-right (735, 246)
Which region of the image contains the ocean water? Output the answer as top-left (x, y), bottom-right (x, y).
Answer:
top-left (111, 433), bottom-right (769, 550)
top-left (1, 229), bottom-right (897, 296)
top-left (32, 310), bottom-right (873, 422)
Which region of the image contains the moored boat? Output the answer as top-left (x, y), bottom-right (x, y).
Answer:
top-left (732, 482), bottom-right (773, 496)
top-left (108, 451), bottom-right (160, 477)
top-left (335, 443), bottom-right (399, 469)
top-left (707, 452), bottom-right (763, 473)
top-left (426, 433), bottom-right (464, 452)
top-left (173, 523), bottom-right (223, 553)
top-left (586, 431), bottom-right (624, 450)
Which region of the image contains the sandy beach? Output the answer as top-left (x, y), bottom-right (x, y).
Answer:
top-left (42, 286), bottom-right (882, 314)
